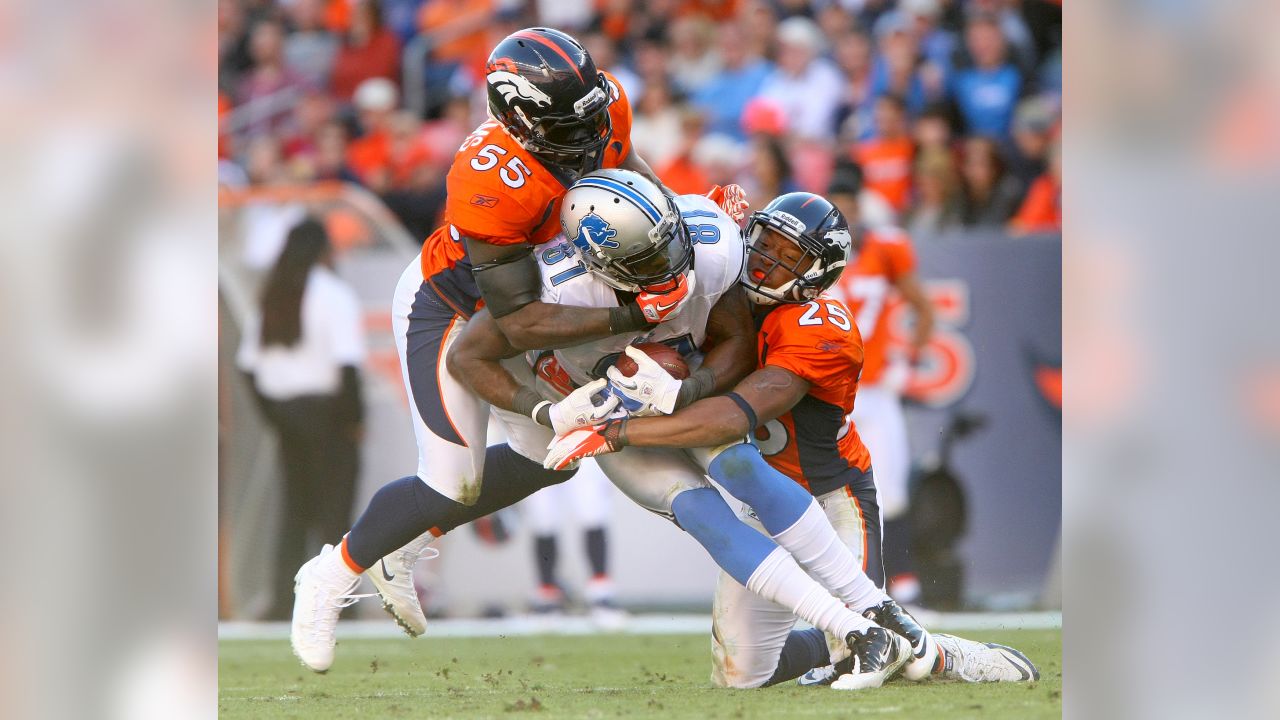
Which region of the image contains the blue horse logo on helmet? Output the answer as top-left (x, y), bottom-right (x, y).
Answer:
top-left (574, 212), bottom-right (620, 254)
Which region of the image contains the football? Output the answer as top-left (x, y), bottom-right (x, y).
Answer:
top-left (613, 342), bottom-right (690, 379)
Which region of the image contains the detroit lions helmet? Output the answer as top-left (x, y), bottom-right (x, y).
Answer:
top-left (485, 28), bottom-right (614, 177)
top-left (559, 169), bottom-right (693, 293)
top-left (741, 192), bottom-right (852, 305)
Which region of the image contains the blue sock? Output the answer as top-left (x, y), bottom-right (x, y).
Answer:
top-left (345, 444), bottom-right (576, 569)
top-left (708, 444), bottom-right (813, 535)
top-left (345, 476), bottom-right (448, 569)
top-left (671, 487), bottom-right (775, 586)
top-left (763, 628), bottom-right (832, 686)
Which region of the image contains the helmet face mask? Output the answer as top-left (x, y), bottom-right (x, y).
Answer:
top-left (508, 74), bottom-right (613, 175)
top-left (743, 225), bottom-right (818, 303)
top-left (741, 193), bottom-right (853, 306)
top-left (485, 29), bottom-right (615, 178)
top-left (561, 170), bottom-right (694, 293)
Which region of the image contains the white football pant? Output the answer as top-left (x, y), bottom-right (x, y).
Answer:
top-left (850, 384), bottom-right (910, 519)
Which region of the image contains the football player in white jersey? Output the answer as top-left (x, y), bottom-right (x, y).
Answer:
top-left (448, 170), bottom-right (913, 690)
top-left (544, 191), bottom-right (1038, 689)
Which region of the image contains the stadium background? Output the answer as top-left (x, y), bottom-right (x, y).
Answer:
top-left (217, 0), bottom-right (1061, 619)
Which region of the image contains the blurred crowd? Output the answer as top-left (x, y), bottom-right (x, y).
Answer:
top-left (218, 0), bottom-right (1061, 240)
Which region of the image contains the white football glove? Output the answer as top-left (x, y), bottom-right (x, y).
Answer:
top-left (604, 345), bottom-right (683, 416)
top-left (545, 378), bottom-right (621, 435)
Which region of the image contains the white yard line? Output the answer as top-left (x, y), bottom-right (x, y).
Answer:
top-left (219, 611), bottom-right (1060, 641)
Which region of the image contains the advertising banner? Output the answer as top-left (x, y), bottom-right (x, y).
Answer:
top-left (887, 235), bottom-right (1061, 606)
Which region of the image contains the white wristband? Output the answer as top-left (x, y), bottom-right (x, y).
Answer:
top-left (531, 400), bottom-right (553, 426)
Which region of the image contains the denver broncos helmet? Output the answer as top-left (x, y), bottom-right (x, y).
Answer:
top-left (485, 28), bottom-right (613, 178)
top-left (741, 192), bottom-right (853, 305)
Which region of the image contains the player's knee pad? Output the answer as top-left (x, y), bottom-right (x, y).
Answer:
top-left (710, 642), bottom-right (775, 689)
top-left (711, 625), bottom-right (765, 689)
top-left (707, 444), bottom-right (811, 531)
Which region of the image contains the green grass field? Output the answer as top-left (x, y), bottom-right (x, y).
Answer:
top-left (219, 629), bottom-right (1061, 719)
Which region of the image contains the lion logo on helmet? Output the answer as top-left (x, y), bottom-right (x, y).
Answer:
top-left (487, 70), bottom-right (553, 108)
top-left (574, 213), bottom-right (620, 254)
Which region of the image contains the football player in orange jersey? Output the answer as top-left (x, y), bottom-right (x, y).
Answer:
top-left (450, 186), bottom-right (917, 691)
top-left (546, 193), bottom-right (1038, 688)
top-left (545, 192), bottom-right (929, 687)
top-left (825, 168), bottom-right (935, 601)
top-left (289, 28), bottom-right (739, 673)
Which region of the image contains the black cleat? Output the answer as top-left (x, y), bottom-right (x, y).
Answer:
top-left (830, 626), bottom-right (913, 690)
top-left (864, 600), bottom-right (939, 680)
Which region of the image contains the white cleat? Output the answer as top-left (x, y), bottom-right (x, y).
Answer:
top-left (585, 577), bottom-right (629, 631)
top-left (933, 633), bottom-right (1040, 682)
top-left (368, 535), bottom-right (438, 637)
top-left (830, 626), bottom-right (913, 690)
top-left (589, 601), bottom-right (630, 632)
top-left (290, 544), bottom-right (364, 672)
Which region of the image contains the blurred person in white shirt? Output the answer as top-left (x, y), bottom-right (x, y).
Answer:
top-left (668, 15), bottom-right (722, 95)
top-left (630, 80), bottom-right (685, 171)
top-left (755, 17), bottom-right (844, 142)
top-left (237, 218), bottom-right (367, 619)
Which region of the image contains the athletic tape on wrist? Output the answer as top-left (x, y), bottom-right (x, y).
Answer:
top-left (513, 386), bottom-right (544, 417)
top-left (675, 366), bottom-right (717, 409)
top-left (603, 417), bottom-right (629, 450)
top-left (608, 304), bottom-right (648, 334)
top-left (532, 401), bottom-right (553, 428)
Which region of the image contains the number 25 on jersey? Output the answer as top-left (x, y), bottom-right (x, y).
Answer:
top-left (797, 300), bottom-right (852, 331)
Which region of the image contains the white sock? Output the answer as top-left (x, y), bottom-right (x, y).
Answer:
top-left (745, 547), bottom-right (874, 639)
top-left (319, 543), bottom-right (359, 584)
top-left (771, 500), bottom-right (890, 612)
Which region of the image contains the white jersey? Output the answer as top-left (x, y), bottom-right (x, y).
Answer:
top-left (533, 193), bottom-right (745, 387)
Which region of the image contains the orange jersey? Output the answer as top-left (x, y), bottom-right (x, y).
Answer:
top-left (828, 229), bottom-right (916, 386)
top-left (417, 0), bottom-right (495, 78)
top-left (853, 138), bottom-right (915, 212)
top-left (418, 71), bottom-right (635, 317)
top-left (753, 298), bottom-right (874, 496)
top-left (1008, 174), bottom-right (1061, 234)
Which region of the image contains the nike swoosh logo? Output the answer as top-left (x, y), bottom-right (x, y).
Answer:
top-left (380, 559), bottom-right (395, 582)
top-left (998, 651), bottom-right (1031, 681)
top-left (655, 299), bottom-right (680, 312)
top-left (989, 644), bottom-right (1036, 681)
top-left (914, 636), bottom-right (930, 658)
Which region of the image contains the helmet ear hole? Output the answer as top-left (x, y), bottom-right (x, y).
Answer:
top-left (613, 198), bottom-right (620, 203)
